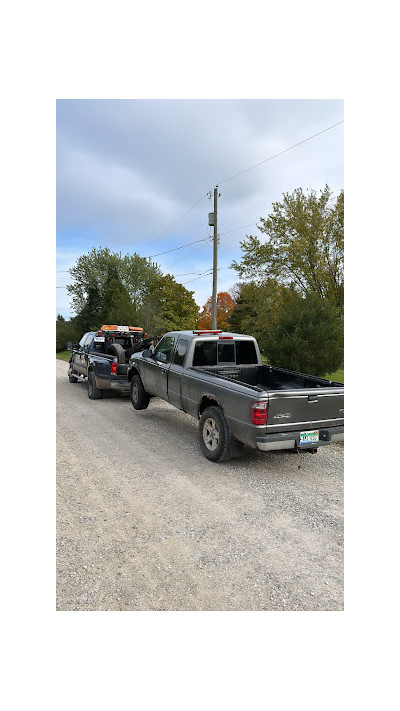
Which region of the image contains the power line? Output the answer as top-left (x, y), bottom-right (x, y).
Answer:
top-left (217, 119), bottom-right (344, 185)
top-left (155, 223), bottom-right (258, 267)
top-left (146, 192), bottom-right (208, 248)
top-left (174, 269), bottom-right (214, 277)
top-left (219, 223), bottom-right (258, 236)
top-left (182, 271), bottom-right (214, 284)
top-left (168, 240), bottom-right (210, 268)
top-left (148, 236), bottom-right (208, 259)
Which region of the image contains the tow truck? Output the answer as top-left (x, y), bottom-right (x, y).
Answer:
top-left (68, 325), bottom-right (153, 399)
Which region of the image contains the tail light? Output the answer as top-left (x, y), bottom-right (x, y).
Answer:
top-left (111, 359), bottom-right (117, 375)
top-left (250, 401), bottom-right (268, 425)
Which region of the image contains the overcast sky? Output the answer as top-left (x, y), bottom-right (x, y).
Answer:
top-left (56, 99), bottom-right (344, 318)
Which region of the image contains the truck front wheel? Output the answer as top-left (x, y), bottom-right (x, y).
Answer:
top-left (131, 374), bottom-right (150, 410)
top-left (68, 369), bottom-right (78, 383)
top-left (199, 406), bottom-right (232, 462)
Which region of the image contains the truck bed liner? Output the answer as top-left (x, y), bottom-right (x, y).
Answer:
top-left (194, 365), bottom-right (343, 392)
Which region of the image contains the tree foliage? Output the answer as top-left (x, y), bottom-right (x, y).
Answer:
top-left (56, 314), bottom-right (80, 351)
top-left (67, 247), bottom-right (161, 315)
top-left (262, 291), bottom-right (344, 376)
top-left (99, 267), bottom-right (138, 326)
top-left (231, 185), bottom-right (344, 313)
top-left (73, 282), bottom-right (103, 333)
top-left (198, 291), bottom-right (236, 330)
top-left (228, 279), bottom-right (287, 350)
top-left (138, 274), bottom-right (199, 336)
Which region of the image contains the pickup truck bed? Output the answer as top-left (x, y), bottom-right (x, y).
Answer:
top-left (197, 363), bottom-right (342, 391)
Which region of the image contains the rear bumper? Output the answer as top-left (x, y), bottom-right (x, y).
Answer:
top-left (256, 426), bottom-right (344, 452)
top-left (110, 380), bottom-right (130, 392)
top-left (95, 374), bottom-right (130, 392)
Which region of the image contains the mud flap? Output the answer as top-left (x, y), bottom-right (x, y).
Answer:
top-left (229, 432), bottom-right (244, 458)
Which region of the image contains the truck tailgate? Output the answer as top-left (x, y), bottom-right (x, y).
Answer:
top-left (266, 389), bottom-right (344, 433)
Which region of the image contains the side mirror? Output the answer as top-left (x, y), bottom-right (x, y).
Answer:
top-left (142, 349), bottom-right (153, 359)
top-left (67, 341), bottom-right (72, 351)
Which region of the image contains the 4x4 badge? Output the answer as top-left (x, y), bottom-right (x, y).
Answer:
top-left (273, 413), bottom-right (292, 419)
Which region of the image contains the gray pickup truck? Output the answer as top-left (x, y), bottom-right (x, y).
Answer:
top-left (68, 325), bottom-right (152, 399)
top-left (127, 329), bottom-right (344, 462)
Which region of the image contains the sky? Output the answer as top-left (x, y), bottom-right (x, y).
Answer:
top-left (56, 99), bottom-right (344, 319)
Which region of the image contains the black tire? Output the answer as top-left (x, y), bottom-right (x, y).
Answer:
top-left (68, 369), bottom-right (78, 383)
top-left (130, 374), bottom-right (150, 410)
top-left (87, 371), bottom-right (102, 399)
top-left (107, 343), bottom-right (125, 364)
top-left (199, 405), bottom-right (232, 462)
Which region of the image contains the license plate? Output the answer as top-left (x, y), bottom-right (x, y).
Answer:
top-left (94, 336), bottom-right (105, 342)
top-left (300, 430), bottom-right (319, 443)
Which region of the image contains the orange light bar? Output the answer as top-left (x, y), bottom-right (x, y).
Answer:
top-left (100, 325), bottom-right (143, 332)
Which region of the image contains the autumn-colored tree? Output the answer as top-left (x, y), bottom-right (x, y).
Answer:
top-left (198, 291), bottom-right (236, 330)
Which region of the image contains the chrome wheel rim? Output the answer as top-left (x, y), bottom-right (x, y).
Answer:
top-left (132, 382), bottom-right (138, 402)
top-left (203, 417), bottom-right (219, 451)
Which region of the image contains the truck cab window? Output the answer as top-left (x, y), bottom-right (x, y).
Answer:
top-left (235, 340), bottom-right (258, 365)
top-left (173, 339), bottom-right (189, 366)
top-left (218, 342), bottom-right (235, 363)
top-left (85, 336), bottom-right (94, 351)
top-left (154, 336), bottom-right (175, 363)
top-left (193, 341), bottom-right (217, 367)
top-left (79, 333), bottom-right (89, 349)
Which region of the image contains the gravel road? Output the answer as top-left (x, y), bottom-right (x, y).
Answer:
top-left (56, 359), bottom-right (344, 611)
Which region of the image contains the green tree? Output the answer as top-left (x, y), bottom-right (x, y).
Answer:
top-left (231, 185), bottom-right (344, 313)
top-left (262, 291), bottom-right (343, 376)
top-left (140, 274), bottom-right (199, 335)
top-left (74, 281), bottom-right (103, 333)
top-left (67, 247), bottom-right (161, 315)
top-left (228, 279), bottom-right (287, 351)
top-left (99, 269), bottom-right (138, 326)
top-left (56, 314), bottom-right (81, 351)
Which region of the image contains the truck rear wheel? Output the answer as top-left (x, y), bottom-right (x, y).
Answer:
top-left (131, 374), bottom-right (150, 410)
top-left (199, 406), bottom-right (232, 462)
top-left (87, 371), bottom-right (102, 399)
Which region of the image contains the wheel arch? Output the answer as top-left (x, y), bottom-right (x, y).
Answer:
top-left (128, 366), bottom-right (140, 382)
top-left (198, 394), bottom-right (223, 419)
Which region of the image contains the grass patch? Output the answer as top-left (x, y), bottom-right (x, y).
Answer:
top-left (323, 369), bottom-right (344, 383)
top-left (56, 351), bottom-right (70, 362)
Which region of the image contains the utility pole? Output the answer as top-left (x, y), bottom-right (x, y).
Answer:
top-left (211, 185), bottom-right (218, 329)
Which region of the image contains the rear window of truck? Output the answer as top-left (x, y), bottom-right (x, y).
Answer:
top-left (235, 340), bottom-right (258, 365)
top-left (192, 339), bottom-right (258, 366)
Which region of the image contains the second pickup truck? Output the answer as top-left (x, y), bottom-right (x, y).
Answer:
top-left (68, 325), bottom-right (152, 398)
top-left (127, 329), bottom-right (344, 462)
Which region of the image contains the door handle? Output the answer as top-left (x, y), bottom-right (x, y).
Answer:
top-left (308, 395), bottom-right (318, 402)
